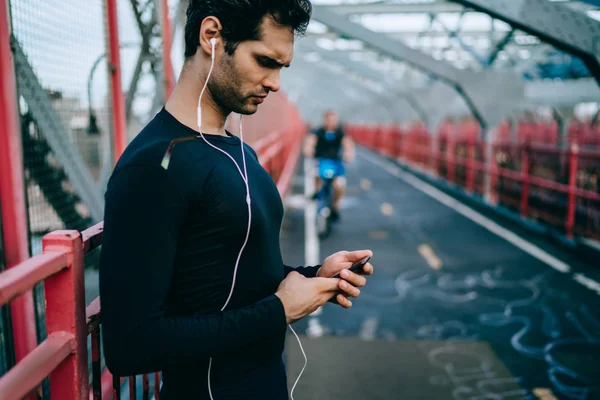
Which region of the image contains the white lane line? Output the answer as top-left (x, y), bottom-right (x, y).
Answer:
top-left (418, 244), bottom-right (443, 270)
top-left (359, 151), bottom-right (571, 274)
top-left (285, 194), bottom-right (308, 210)
top-left (359, 317), bottom-right (379, 341)
top-left (573, 274), bottom-right (600, 296)
top-left (304, 158), bottom-right (320, 266)
top-left (306, 317), bottom-right (325, 337)
top-left (304, 158), bottom-right (322, 318)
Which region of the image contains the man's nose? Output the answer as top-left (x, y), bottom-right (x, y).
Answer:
top-left (262, 70), bottom-right (281, 93)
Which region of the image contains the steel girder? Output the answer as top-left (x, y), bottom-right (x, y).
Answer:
top-left (295, 39), bottom-right (429, 122)
top-left (311, 6), bottom-right (524, 130)
top-left (328, 1), bottom-right (598, 15)
top-left (447, 0), bottom-right (600, 84)
top-left (524, 77), bottom-right (600, 107)
top-left (282, 56), bottom-right (395, 124)
top-left (329, 1), bottom-right (466, 15)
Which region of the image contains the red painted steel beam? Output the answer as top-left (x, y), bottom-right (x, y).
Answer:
top-left (106, 0), bottom-right (127, 161)
top-left (520, 145), bottom-right (530, 219)
top-left (277, 131), bottom-right (303, 198)
top-left (88, 368), bottom-right (124, 400)
top-left (43, 230), bottom-right (89, 400)
top-left (253, 131), bottom-right (279, 154)
top-left (160, 0), bottom-right (175, 98)
top-left (566, 143), bottom-right (579, 239)
top-left (259, 141), bottom-right (284, 171)
top-left (0, 0), bottom-right (38, 369)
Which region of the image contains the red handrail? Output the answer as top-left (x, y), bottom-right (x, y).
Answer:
top-left (0, 231), bottom-right (89, 400)
top-left (348, 123), bottom-right (600, 240)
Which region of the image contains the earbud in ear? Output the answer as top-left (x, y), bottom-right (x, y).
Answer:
top-left (210, 38), bottom-right (217, 59)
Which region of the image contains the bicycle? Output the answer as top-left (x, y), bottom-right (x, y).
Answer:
top-left (315, 159), bottom-right (341, 239)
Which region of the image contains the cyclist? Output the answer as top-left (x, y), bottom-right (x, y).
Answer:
top-left (304, 110), bottom-right (355, 222)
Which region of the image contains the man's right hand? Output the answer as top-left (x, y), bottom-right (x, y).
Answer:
top-left (275, 272), bottom-right (340, 324)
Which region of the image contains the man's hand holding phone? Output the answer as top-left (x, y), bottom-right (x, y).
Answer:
top-left (316, 250), bottom-right (374, 308)
top-left (275, 250), bottom-right (374, 324)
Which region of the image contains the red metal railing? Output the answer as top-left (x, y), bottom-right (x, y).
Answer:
top-left (348, 122), bottom-right (600, 240)
top-left (0, 230), bottom-right (92, 400)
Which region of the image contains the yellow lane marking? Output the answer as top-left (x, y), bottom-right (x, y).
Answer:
top-left (369, 230), bottom-right (389, 240)
top-left (418, 244), bottom-right (442, 270)
top-left (360, 179), bottom-right (372, 190)
top-left (380, 203), bottom-right (394, 216)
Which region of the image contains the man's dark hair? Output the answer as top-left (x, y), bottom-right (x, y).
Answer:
top-left (184, 0), bottom-right (312, 59)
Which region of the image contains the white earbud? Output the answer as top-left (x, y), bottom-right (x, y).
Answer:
top-left (210, 38), bottom-right (216, 60)
top-left (198, 38), bottom-right (218, 131)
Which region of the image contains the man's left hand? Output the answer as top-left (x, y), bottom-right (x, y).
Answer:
top-left (316, 250), bottom-right (374, 308)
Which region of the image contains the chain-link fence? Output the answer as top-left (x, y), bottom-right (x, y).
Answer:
top-left (9, 2), bottom-right (117, 396)
top-left (5, 1), bottom-right (181, 396)
top-left (10, 0), bottom-right (113, 241)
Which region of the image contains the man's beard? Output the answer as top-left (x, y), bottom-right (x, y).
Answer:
top-left (208, 61), bottom-right (260, 116)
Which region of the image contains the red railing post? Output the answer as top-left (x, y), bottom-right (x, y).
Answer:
top-left (159, 0), bottom-right (175, 98)
top-left (395, 126), bottom-right (403, 161)
top-left (106, 0), bottom-right (127, 161)
top-left (489, 142), bottom-right (498, 205)
top-left (42, 231), bottom-right (89, 400)
top-left (447, 135), bottom-right (455, 183)
top-left (0, 0), bottom-right (38, 374)
top-left (398, 127), bottom-right (404, 161)
top-left (432, 132), bottom-right (439, 176)
top-left (466, 140), bottom-right (475, 192)
top-left (566, 142), bottom-right (579, 238)
top-left (373, 126), bottom-right (380, 151)
top-left (520, 143), bottom-right (530, 219)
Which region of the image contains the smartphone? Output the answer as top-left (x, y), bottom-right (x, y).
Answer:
top-left (332, 256), bottom-right (371, 279)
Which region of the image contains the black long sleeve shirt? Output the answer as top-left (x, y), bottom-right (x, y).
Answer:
top-left (99, 108), bottom-right (319, 399)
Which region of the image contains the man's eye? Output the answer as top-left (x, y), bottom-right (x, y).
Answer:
top-left (258, 57), bottom-right (277, 68)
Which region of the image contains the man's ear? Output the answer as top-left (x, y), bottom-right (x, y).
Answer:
top-left (199, 16), bottom-right (222, 57)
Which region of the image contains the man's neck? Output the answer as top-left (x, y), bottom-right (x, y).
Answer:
top-left (165, 63), bottom-right (229, 136)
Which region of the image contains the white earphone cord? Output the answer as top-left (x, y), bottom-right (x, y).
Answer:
top-left (201, 39), bottom-right (306, 400)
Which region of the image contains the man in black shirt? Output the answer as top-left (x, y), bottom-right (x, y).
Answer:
top-left (99, 1), bottom-right (373, 399)
top-left (304, 110), bottom-right (355, 221)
